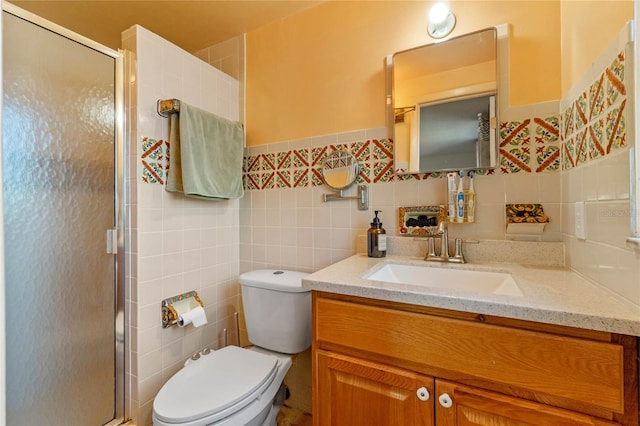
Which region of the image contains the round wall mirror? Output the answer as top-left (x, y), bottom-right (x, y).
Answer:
top-left (321, 150), bottom-right (360, 190)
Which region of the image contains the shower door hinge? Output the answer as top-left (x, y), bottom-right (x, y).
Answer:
top-left (106, 229), bottom-right (118, 254)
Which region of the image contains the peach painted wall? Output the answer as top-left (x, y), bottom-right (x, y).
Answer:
top-left (246, 0), bottom-right (561, 146)
top-left (560, 0), bottom-right (633, 97)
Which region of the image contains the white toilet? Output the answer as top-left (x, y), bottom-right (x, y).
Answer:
top-left (152, 269), bottom-right (311, 426)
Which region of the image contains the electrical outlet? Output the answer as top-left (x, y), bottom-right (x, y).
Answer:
top-left (574, 201), bottom-right (586, 240)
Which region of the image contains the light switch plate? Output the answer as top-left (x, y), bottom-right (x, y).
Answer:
top-left (574, 201), bottom-right (586, 240)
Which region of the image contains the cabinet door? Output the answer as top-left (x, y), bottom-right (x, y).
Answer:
top-left (435, 380), bottom-right (620, 426)
top-left (315, 350), bottom-right (434, 426)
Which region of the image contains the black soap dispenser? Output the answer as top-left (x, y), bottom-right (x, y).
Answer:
top-left (367, 210), bottom-right (387, 258)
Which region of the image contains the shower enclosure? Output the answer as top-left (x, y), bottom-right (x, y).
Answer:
top-left (2, 5), bottom-right (126, 425)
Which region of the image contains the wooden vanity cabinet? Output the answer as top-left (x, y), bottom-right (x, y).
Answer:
top-left (316, 351), bottom-right (435, 425)
top-left (312, 292), bottom-right (639, 426)
top-left (434, 380), bottom-right (620, 425)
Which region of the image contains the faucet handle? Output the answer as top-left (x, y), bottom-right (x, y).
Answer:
top-left (452, 238), bottom-right (466, 263)
top-left (454, 238), bottom-right (462, 256)
top-left (426, 237), bottom-right (436, 257)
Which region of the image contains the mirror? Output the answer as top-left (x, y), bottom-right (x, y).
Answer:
top-left (321, 150), bottom-right (360, 190)
top-left (387, 28), bottom-right (498, 174)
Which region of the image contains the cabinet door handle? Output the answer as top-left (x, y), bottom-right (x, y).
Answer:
top-left (416, 387), bottom-right (430, 401)
top-left (438, 393), bottom-right (453, 408)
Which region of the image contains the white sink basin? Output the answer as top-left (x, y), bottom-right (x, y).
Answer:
top-left (365, 263), bottom-right (523, 297)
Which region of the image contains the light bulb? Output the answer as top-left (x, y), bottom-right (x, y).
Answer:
top-left (429, 3), bottom-right (450, 25)
top-left (427, 1), bottom-right (455, 39)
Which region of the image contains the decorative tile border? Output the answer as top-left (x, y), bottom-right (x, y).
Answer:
top-left (141, 136), bottom-right (168, 184)
top-left (140, 113), bottom-right (563, 189)
top-left (561, 50), bottom-right (627, 170)
top-left (241, 114), bottom-right (564, 191)
top-left (496, 115), bottom-right (562, 174)
top-left (533, 116), bottom-right (561, 173)
top-left (500, 119), bottom-right (531, 173)
top-left (243, 139), bottom-right (392, 190)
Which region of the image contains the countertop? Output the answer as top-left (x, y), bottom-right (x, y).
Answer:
top-left (302, 254), bottom-right (640, 336)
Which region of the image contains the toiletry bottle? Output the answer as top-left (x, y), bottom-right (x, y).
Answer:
top-left (467, 171), bottom-right (476, 222)
top-left (367, 210), bottom-right (387, 258)
top-left (447, 172), bottom-right (456, 221)
top-left (456, 171), bottom-right (465, 222)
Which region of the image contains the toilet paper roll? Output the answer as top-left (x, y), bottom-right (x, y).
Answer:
top-left (177, 306), bottom-right (208, 328)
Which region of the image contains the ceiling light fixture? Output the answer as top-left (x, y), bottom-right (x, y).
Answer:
top-left (427, 2), bottom-right (456, 39)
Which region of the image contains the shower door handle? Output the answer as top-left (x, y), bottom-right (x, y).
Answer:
top-left (106, 229), bottom-right (118, 254)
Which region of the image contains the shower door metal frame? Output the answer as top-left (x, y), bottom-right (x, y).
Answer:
top-left (2, 3), bottom-right (128, 424)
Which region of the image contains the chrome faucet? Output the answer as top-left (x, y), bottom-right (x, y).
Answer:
top-left (425, 221), bottom-right (466, 263)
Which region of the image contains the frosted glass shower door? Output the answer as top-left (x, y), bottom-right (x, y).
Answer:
top-left (3, 11), bottom-right (119, 425)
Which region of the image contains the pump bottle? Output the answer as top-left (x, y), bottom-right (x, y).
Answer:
top-left (367, 210), bottom-right (387, 258)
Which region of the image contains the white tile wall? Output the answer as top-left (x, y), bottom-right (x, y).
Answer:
top-left (558, 25), bottom-right (639, 308)
top-left (562, 150), bottom-right (639, 306)
top-left (239, 130), bottom-right (564, 276)
top-left (123, 25), bottom-right (241, 426)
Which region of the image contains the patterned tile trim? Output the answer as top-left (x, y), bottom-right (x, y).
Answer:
top-left (241, 114), bottom-right (564, 191)
top-left (141, 136), bottom-right (168, 184)
top-left (561, 50), bottom-right (627, 170)
top-left (141, 115), bottom-right (561, 190)
top-left (495, 115), bottom-right (563, 174)
top-left (243, 139), bottom-right (391, 190)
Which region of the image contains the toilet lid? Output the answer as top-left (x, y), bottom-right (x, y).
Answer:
top-left (240, 269), bottom-right (310, 293)
top-left (153, 346), bottom-right (278, 424)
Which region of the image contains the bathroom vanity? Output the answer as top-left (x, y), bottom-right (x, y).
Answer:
top-left (304, 255), bottom-right (640, 425)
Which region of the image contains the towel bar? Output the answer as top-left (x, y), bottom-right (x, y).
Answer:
top-left (157, 98), bottom-right (180, 117)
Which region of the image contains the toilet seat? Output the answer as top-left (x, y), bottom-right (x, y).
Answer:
top-left (153, 345), bottom-right (278, 425)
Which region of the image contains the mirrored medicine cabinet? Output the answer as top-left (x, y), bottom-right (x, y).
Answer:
top-left (386, 27), bottom-right (499, 174)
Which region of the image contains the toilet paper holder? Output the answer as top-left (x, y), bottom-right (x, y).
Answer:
top-left (161, 291), bottom-right (205, 328)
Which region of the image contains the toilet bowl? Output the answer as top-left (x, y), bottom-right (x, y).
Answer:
top-left (152, 270), bottom-right (310, 426)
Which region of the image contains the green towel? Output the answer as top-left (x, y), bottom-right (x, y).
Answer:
top-left (166, 102), bottom-right (244, 200)
top-left (166, 113), bottom-right (183, 193)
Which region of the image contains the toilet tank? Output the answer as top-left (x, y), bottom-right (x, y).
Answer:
top-left (240, 270), bottom-right (311, 354)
